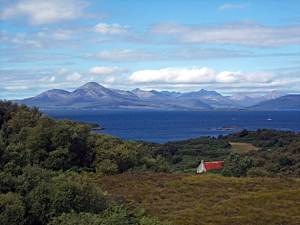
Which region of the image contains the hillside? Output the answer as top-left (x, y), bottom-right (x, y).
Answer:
top-left (19, 82), bottom-right (155, 110)
top-left (0, 101), bottom-right (168, 225)
top-left (1, 101), bottom-right (300, 225)
top-left (250, 95), bottom-right (300, 110)
top-left (96, 172), bottom-right (300, 225)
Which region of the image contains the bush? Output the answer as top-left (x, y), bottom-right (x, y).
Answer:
top-left (18, 165), bottom-right (54, 195)
top-left (48, 206), bottom-right (132, 225)
top-left (222, 153), bottom-right (253, 177)
top-left (96, 206), bottom-right (132, 225)
top-left (0, 192), bottom-right (25, 225)
top-left (0, 172), bottom-right (19, 193)
top-left (48, 212), bottom-right (105, 225)
top-left (96, 159), bottom-right (118, 175)
top-left (25, 181), bottom-right (52, 224)
top-left (26, 173), bottom-right (108, 225)
top-left (50, 174), bottom-right (108, 214)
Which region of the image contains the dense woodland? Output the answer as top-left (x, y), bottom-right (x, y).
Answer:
top-left (0, 101), bottom-right (299, 225)
top-left (0, 101), bottom-right (166, 225)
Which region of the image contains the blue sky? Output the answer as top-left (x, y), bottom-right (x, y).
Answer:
top-left (1, 0), bottom-right (300, 99)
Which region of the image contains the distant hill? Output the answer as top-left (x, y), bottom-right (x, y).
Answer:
top-left (228, 91), bottom-right (284, 107)
top-left (178, 89), bottom-right (237, 109)
top-left (250, 95), bottom-right (300, 110)
top-left (16, 82), bottom-right (215, 110)
top-left (19, 82), bottom-right (156, 110)
top-left (16, 82), bottom-right (298, 111)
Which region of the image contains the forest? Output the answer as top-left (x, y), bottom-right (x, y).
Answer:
top-left (0, 101), bottom-right (299, 225)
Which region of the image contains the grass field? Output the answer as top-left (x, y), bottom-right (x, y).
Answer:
top-left (91, 172), bottom-right (300, 225)
top-left (229, 142), bottom-right (259, 153)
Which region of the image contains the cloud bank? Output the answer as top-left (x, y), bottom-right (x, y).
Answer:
top-left (0, 0), bottom-right (88, 25)
top-left (89, 66), bottom-right (128, 75)
top-left (129, 67), bottom-right (274, 84)
top-left (152, 23), bottom-right (300, 47)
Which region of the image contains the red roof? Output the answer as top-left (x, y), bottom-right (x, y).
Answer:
top-left (204, 161), bottom-right (224, 171)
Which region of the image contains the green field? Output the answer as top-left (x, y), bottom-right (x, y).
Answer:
top-left (229, 142), bottom-right (259, 153)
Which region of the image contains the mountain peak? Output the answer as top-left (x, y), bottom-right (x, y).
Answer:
top-left (72, 81), bottom-right (119, 101)
top-left (181, 89), bottom-right (221, 98)
top-left (36, 89), bottom-right (70, 98)
top-left (132, 88), bottom-right (143, 92)
top-left (77, 82), bottom-right (104, 90)
top-left (198, 89), bottom-right (220, 96)
top-left (42, 89), bottom-right (69, 94)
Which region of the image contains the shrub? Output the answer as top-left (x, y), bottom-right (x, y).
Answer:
top-left (0, 192), bottom-right (25, 225)
top-left (222, 153), bottom-right (253, 177)
top-left (48, 212), bottom-right (105, 225)
top-left (0, 172), bottom-right (19, 193)
top-left (96, 159), bottom-right (118, 175)
top-left (26, 173), bottom-right (108, 225)
top-left (48, 206), bottom-right (131, 225)
top-left (50, 174), bottom-right (108, 214)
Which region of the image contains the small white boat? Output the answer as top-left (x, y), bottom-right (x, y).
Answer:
top-left (267, 118), bottom-right (272, 121)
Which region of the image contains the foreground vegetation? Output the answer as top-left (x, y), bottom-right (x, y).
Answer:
top-left (0, 101), bottom-right (299, 225)
top-left (0, 102), bottom-right (166, 225)
top-left (97, 172), bottom-right (300, 225)
top-left (224, 129), bottom-right (300, 177)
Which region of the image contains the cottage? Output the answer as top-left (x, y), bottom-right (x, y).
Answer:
top-left (196, 160), bottom-right (224, 173)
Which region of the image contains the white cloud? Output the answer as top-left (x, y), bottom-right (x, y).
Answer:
top-left (57, 68), bottom-right (68, 75)
top-left (89, 66), bottom-right (127, 75)
top-left (91, 48), bottom-right (250, 62)
top-left (0, 0), bottom-right (88, 25)
top-left (39, 75), bottom-right (56, 82)
top-left (0, 29), bottom-right (81, 50)
top-left (218, 3), bottom-right (248, 11)
top-left (129, 67), bottom-right (275, 85)
top-left (52, 30), bottom-right (73, 41)
top-left (94, 23), bottom-right (128, 35)
top-left (66, 72), bottom-right (82, 81)
top-left (130, 67), bottom-right (215, 84)
top-left (104, 77), bottom-right (116, 84)
top-left (94, 49), bottom-right (155, 61)
top-left (4, 85), bottom-right (29, 91)
top-left (152, 23), bottom-right (300, 47)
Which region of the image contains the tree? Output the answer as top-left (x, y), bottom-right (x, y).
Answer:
top-left (26, 173), bottom-right (108, 225)
top-left (96, 159), bottom-right (118, 175)
top-left (0, 192), bottom-right (25, 225)
top-left (48, 212), bottom-right (105, 225)
top-left (222, 153), bottom-right (253, 177)
top-left (49, 174), bottom-right (108, 214)
top-left (48, 206), bottom-right (131, 225)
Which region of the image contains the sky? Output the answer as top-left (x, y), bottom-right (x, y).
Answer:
top-left (1, 0), bottom-right (300, 99)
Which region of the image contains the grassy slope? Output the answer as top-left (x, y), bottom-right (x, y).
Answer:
top-left (93, 172), bottom-right (300, 225)
top-left (229, 142), bottom-right (259, 153)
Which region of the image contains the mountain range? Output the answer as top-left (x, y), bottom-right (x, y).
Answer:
top-left (16, 82), bottom-right (300, 111)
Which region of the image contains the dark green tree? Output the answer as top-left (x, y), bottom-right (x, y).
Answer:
top-left (0, 192), bottom-right (25, 225)
top-left (222, 153), bottom-right (253, 177)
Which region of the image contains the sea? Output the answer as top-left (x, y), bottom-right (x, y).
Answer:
top-left (46, 110), bottom-right (300, 143)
